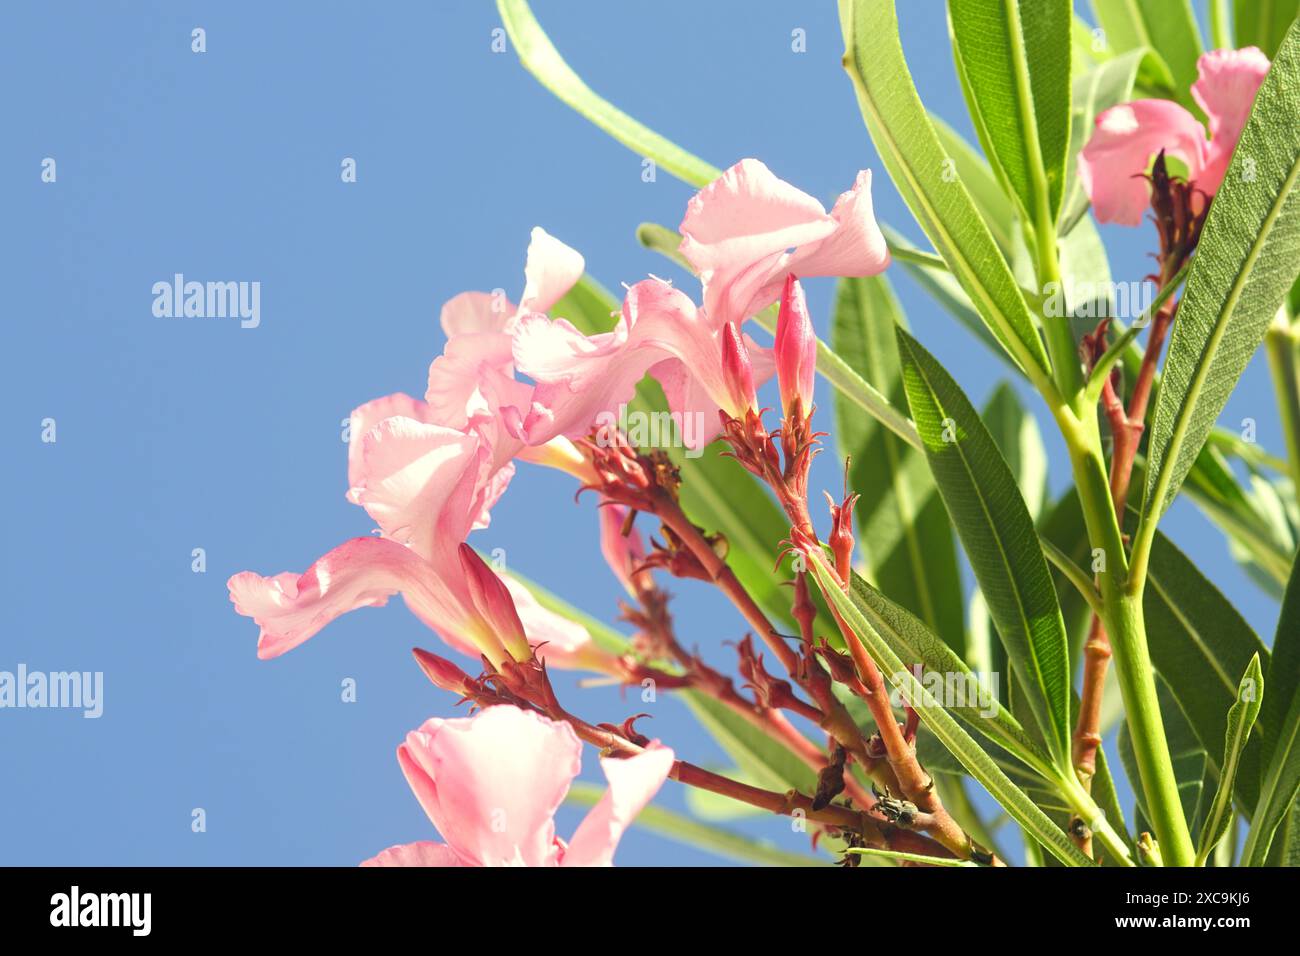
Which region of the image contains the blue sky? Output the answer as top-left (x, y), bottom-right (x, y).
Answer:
top-left (1, 1), bottom-right (1281, 866)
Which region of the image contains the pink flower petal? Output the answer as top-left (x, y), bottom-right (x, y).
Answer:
top-left (227, 537), bottom-right (475, 660)
top-left (680, 159), bottom-right (836, 326)
top-left (514, 279), bottom-right (774, 448)
top-left (1192, 46), bottom-right (1271, 195)
top-left (439, 290), bottom-right (517, 338)
top-left (678, 159), bottom-right (887, 327)
top-left (562, 745), bottom-right (675, 867)
top-left (1078, 100), bottom-right (1209, 225)
top-left (346, 417), bottom-right (486, 561)
top-left (397, 706), bottom-right (582, 867)
top-left (520, 227), bottom-right (585, 315)
top-left (346, 393), bottom-right (434, 491)
top-left (361, 841), bottom-right (466, 867)
top-left (425, 331), bottom-right (532, 432)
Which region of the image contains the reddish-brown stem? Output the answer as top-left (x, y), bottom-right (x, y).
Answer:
top-left (732, 418), bottom-right (994, 863)
top-left (653, 491), bottom-right (802, 677)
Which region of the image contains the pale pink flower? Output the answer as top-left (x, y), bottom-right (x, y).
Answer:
top-left (510, 161), bottom-right (886, 448)
top-left (678, 159), bottom-right (889, 329)
top-left (361, 705), bottom-right (674, 867)
top-left (229, 229), bottom-right (611, 671)
top-left (1079, 47), bottom-right (1271, 225)
top-left (513, 277), bottom-right (775, 449)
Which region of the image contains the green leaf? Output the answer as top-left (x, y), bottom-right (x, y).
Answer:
top-left (1061, 49), bottom-right (1157, 234)
top-left (895, 327), bottom-right (1073, 768)
top-left (806, 552), bottom-right (1094, 866)
top-left (564, 783), bottom-right (825, 867)
top-left (948, 0), bottom-right (1072, 225)
top-left (682, 692), bottom-right (817, 795)
top-left (1235, 0), bottom-right (1300, 58)
top-left (1196, 655), bottom-right (1264, 866)
top-left (845, 571), bottom-right (1054, 776)
top-left (1141, 526), bottom-right (1269, 810)
top-left (496, 0), bottom-right (719, 187)
top-left (1243, 556), bottom-right (1300, 864)
top-left (1091, 0), bottom-right (1203, 115)
top-left (833, 275), bottom-right (967, 657)
top-left (838, 0), bottom-right (1053, 384)
top-left (982, 383), bottom-right (1049, 520)
top-left (930, 115), bottom-right (1023, 260)
top-left (1141, 26), bottom-right (1300, 524)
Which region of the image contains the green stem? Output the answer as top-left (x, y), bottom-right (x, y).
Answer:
top-left (1265, 309), bottom-right (1300, 495)
top-left (1057, 411), bottom-right (1195, 866)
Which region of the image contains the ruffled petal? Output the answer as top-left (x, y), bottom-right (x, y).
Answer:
top-left (361, 841), bottom-right (466, 867)
top-left (346, 417), bottom-right (486, 561)
top-left (227, 537), bottom-right (475, 660)
top-left (679, 159), bottom-right (835, 326)
top-left (678, 159), bottom-right (886, 326)
top-left (520, 227), bottom-right (585, 315)
top-left (439, 290), bottom-right (517, 338)
top-left (346, 393), bottom-right (434, 490)
top-left (396, 706), bottom-right (582, 867)
top-left (562, 745), bottom-right (675, 867)
top-left (1192, 46), bottom-right (1271, 195)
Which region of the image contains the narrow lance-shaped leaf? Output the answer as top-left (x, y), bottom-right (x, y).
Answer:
top-left (497, 0), bottom-right (719, 187)
top-left (1091, 0), bottom-right (1203, 115)
top-left (948, 0), bottom-right (1072, 226)
top-left (1234, 0), bottom-right (1300, 58)
top-left (930, 114), bottom-right (1024, 260)
top-left (982, 382), bottom-right (1049, 521)
top-left (845, 571), bottom-right (1055, 777)
top-left (833, 275), bottom-right (967, 657)
top-left (838, 0), bottom-right (1053, 384)
top-left (1141, 23), bottom-right (1300, 525)
top-left (895, 327), bottom-right (1073, 769)
top-left (1196, 655), bottom-right (1264, 866)
top-left (805, 552), bottom-right (1095, 867)
top-left (1243, 557), bottom-right (1300, 865)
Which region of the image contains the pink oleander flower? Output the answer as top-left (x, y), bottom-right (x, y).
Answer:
top-left (774, 275), bottom-right (816, 416)
top-left (228, 230), bottom-right (612, 672)
top-left (1079, 47), bottom-right (1271, 225)
top-left (509, 159), bottom-right (887, 449)
top-left (679, 158), bottom-right (890, 329)
top-left (361, 705), bottom-right (674, 867)
top-left (514, 276), bottom-right (776, 449)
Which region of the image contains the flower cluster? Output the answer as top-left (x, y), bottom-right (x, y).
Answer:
top-left (228, 158), bottom-right (889, 865)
